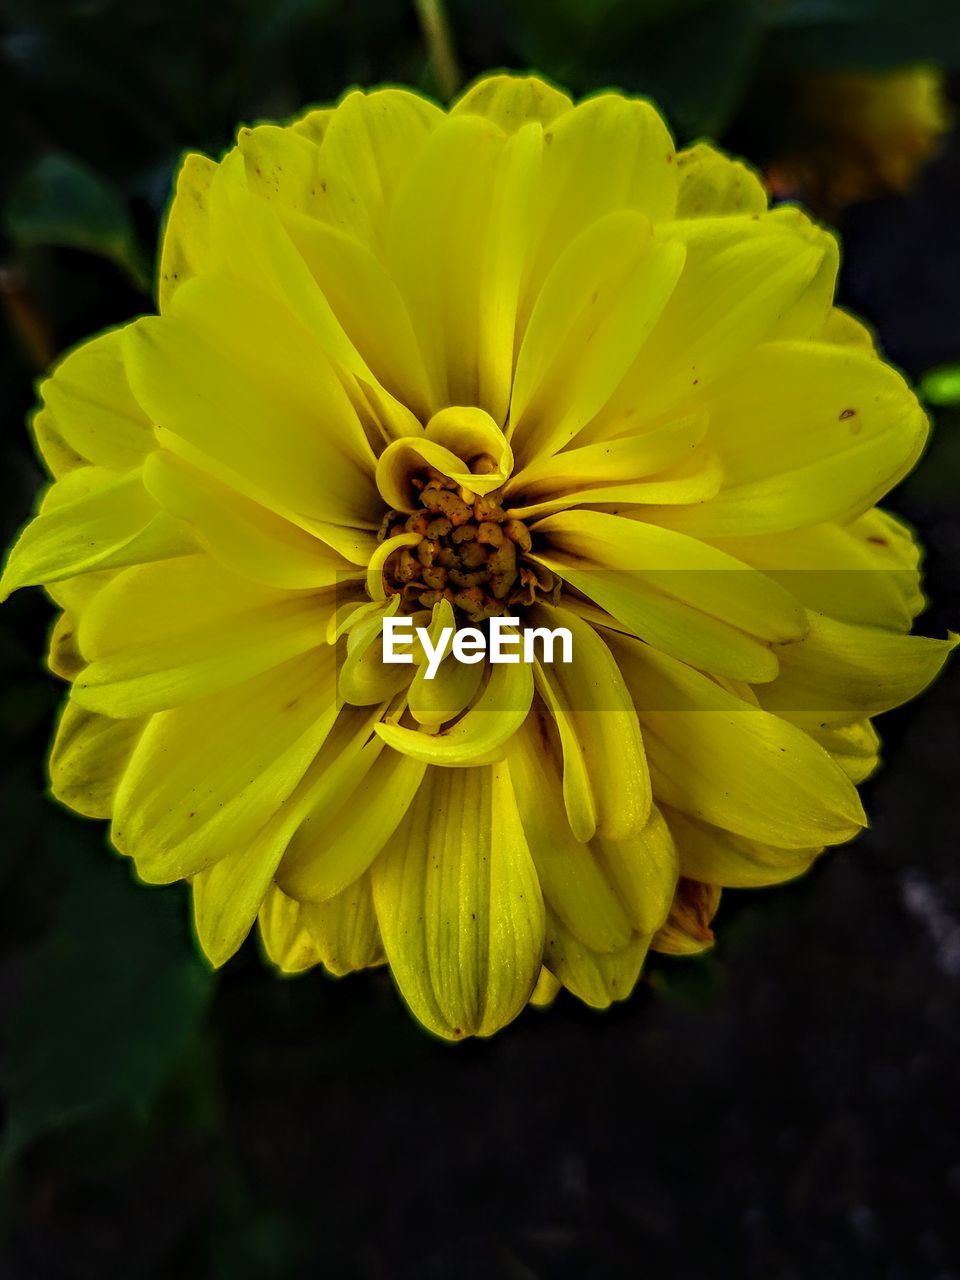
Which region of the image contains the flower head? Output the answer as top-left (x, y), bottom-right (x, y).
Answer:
top-left (2, 74), bottom-right (953, 1038)
top-left (766, 67), bottom-right (950, 216)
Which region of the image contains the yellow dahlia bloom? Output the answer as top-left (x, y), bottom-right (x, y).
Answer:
top-left (767, 67), bottom-right (950, 215)
top-left (2, 74), bottom-right (953, 1039)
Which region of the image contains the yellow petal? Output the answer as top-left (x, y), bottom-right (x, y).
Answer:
top-left (651, 341), bottom-right (929, 537)
top-left (612, 634), bottom-right (867, 848)
top-left (337, 598), bottom-right (412, 706)
top-left (289, 106), bottom-right (333, 145)
top-left (408, 607), bottom-right (485, 730)
top-left (506, 410), bottom-right (708, 501)
top-left (809, 719), bottom-right (881, 785)
top-left (576, 218), bottom-right (825, 440)
top-left (506, 711), bottom-right (634, 952)
top-left (49, 701), bottom-right (145, 819)
top-left (371, 764), bottom-right (545, 1039)
top-left (375, 406), bottom-right (513, 512)
top-left (543, 910), bottom-right (649, 1009)
top-left (112, 648), bottom-right (338, 883)
top-left (258, 884), bottom-right (322, 974)
top-left (591, 805), bottom-right (679, 935)
top-left (757, 612), bottom-right (956, 729)
top-left (192, 739), bottom-right (357, 967)
top-left (39, 328), bottom-right (154, 471)
top-left (712, 509), bottom-right (924, 632)
top-left (529, 967), bottom-right (562, 1007)
top-left (387, 114), bottom-right (542, 423)
top-left (300, 871), bottom-right (385, 975)
top-left (521, 92), bottom-right (678, 315)
top-left (675, 142), bottom-right (767, 217)
top-left (125, 278), bottom-right (380, 531)
top-left (158, 152), bottom-right (217, 309)
top-left (143, 450), bottom-right (359, 590)
top-left (0, 468), bottom-right (192, 601)
top-left (375, 659), bottom-right (533, 766)
top-left (74, 556), bottom-right (333, 716)
top-left (534, 509), bottom-right (806, 681)
top-left (509, 210), bottom-right (685, 464)
top-left (452, 73), bottom-right (573, 132)
top-left (314, 88), bottom-right (443, 251)
top-left (531, 602), bottom-right (651, 841)
top-left (277, 730), bottom-right (427, 904)
top-left (280, 210), bottom-right (434, 419)
top-left (665, 806), bottom-right (818, 889)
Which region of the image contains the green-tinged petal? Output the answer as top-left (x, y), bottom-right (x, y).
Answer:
top-left (258, 884), bottom-right (322, 974)
top-left (49, 702), bottom-right (145, 819)
top-left (453, 74), bottom-right (573, 132)
top-left (611, 633), bottom-right (867, 848)
top-left (509, 210), bottom-right (685, 464)
top-left (810, 719), bottom-right (881, 784)
top-left (543, 910), bottom-right (649, 1009)
top-left (158, 152), bottom-right (217, 309)
top-left (301, 872), bottom-right (386, 976)
top-left (529, 967), bottom-right (561, 1007)
top-left (665, 806), bottom-right (818, 889)
top-left (592, 805), bottom-right (679, 935)
top-left (143, 450), bottom-right (359, 590)
top-left (277, 734), bottom-right (426, 903)
top-left (506, 711), bottom-right (634, 951)
top-left (375, 659), bottom-right (533, 766)
top-left (388, 114), bottom-right (542, 423)
top-left (192, 740), bottom-right (355, 967)
top-left (48, 610), bottom-right (84, 680)
top-left (0, 468), bottom-right (193, 601)
top-left (39, 328), bottom-right (154, 471)
top-left (112, 648), bottom-right (338, 882)
top-left (74, 555), bottom-right (333, 716)
top-left (758, 612), bottom-right (956, 729)
top-left (534, 509), bottom-right (805, 682)
top-left (372, 764), bottom-right (545, 1039)
top-left (531, 602), bottom-right (651, 841)
top-left (675, 143), bottom-right (767, 217)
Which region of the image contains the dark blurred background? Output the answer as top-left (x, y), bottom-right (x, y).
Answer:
top-left (2, 3), bottom-right (960, 1277)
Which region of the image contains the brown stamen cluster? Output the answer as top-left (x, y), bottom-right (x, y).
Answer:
top-left (379, 460), bottom-right (559, 623)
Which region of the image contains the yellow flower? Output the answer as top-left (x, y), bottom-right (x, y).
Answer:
top-left (766, 67), bottom-right (950, 216)
top-left (1, 74), bottom-right (953, 1039)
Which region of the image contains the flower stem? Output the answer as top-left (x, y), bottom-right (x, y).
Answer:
top-left (414, 0), bottom-right (461, 101)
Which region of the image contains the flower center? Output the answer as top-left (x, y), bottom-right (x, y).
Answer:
top-left (378, 458), bottom-right (558, 623)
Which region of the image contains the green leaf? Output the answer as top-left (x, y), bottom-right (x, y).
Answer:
top-left (0, 815), bottom-right (213, 1162)
top-left (921, 365), bottom-right (960, 408)
top-left (5, 155), bottom-right (150, 291)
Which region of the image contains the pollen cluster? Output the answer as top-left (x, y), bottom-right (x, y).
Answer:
top-left (378, 463), bottom-right (559, 622)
